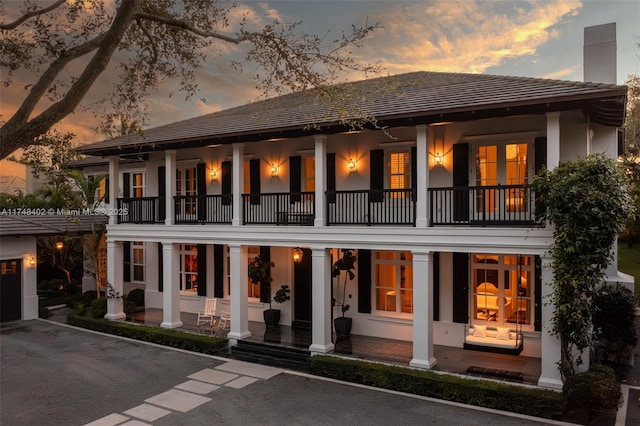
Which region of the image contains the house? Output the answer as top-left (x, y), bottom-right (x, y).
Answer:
top-left (74, 23), bottom-right (630, 389)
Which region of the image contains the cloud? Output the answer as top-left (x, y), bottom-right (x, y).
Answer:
top-left (541, 64), bottom-right (581, 80)
top-left (359, 0), bottom-right (583, 75)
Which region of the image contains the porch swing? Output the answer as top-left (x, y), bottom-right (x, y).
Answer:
top-left (463, 257), bottom-right (524, 356)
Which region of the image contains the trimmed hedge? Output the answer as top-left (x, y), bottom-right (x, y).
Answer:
top-left (308, 356), bottom-right (566, 419)
top-left (67, 314), bottom-right (228, 354)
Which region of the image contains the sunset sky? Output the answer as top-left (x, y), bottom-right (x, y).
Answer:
top-left (1, 0), bottom-right (639, 148)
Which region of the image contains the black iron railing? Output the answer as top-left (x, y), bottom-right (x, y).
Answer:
top-left (327, 189), bottom-right (415, 226)
top-left (429, 185), bottom-right (537, 226)
top-left (242, 192), bottom-right (315, 225)
top-left (174, 195), bottom-right (232, 224)
top-left (117, 197), bottom-right (164, 224)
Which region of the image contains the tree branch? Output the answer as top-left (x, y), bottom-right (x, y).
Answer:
top-left (5, 32), bottom-right (109, 128)
top-left (135, 12), bottom-right (257, 44)
top-left (0, 0), bottom-right (66, 30)
top-left (135, 18), bottom-right (158, 64)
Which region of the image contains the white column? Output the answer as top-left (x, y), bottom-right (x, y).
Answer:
top-left (310, 247), bottom-right (334, 353)
top-left (416, 125), bottom-right (429, 228)
top-left (228, 244), bottom-right (251, 339)
top-left (165, 150), bottom-right (176, 225)
top-left (108, 156), bottom-right (120, 225)
top-left (160, 242), bottom-right (183, 328)
top-left (314, 135), bottom-right (327, 227)
top-left (232, 143), bottom-right (244, 227)
top-left (105, 240), bottom-right (126, 320)
top-left (410, 251), bottom-right (437, 368)
top-left (538, 256), bottom-right (563, 389)
top-left (22, 253), bottom-right (38, 320)
top-left (546, 112), bottom-right (560, 170)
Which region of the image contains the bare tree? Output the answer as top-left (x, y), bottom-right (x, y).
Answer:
top-left (0, 0), bottom-right (379, 159)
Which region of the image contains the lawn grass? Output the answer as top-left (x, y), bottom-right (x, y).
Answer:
top-left (618, 243), bottom-right (640, 294)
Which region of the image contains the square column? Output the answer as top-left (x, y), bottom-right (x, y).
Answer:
top-left (232, 143), bottom-right (244, 227)
top-left (165, 150), bottom-right (176, 225)
top-left (161, 242), bottom-right (183, 328)
top-left (314, 135), bottom-right (327, 227)
top-left (228, 244), bottom-right (251, 339)
top-left (410, 251), bottom-right (436, 368)
top-left (415, 125), bottom-right (429, 228)
top-left (309, 247), bottom-right (334, 353)
top-left (546, 112), bottom-right (560, 170)
top-left (105, 240), bottom-right (126, 320)
top-left (537, 256), bottom-right (563, 389)
top-left (108, 156), bottom-right (120, 225)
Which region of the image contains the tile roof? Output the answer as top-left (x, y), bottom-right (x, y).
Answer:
top-left (0, 214), bottom-right (108, 237)
top-left (77, 71), bottom-right (627, 156)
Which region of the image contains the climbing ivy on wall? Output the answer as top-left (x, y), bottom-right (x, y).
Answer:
top-left (532, 153), bottom-right (635, 381)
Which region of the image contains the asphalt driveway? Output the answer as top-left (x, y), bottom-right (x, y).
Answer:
top-left (1, 320), bottom-right (556, 425)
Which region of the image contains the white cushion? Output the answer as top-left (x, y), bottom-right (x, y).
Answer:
top-left (496, 327), bottom-right (511, 341)
top-left (473, 325), bottom-right (487, 338)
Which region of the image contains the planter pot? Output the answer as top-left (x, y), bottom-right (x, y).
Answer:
top-left (334, 317), bottom-right (352, 339)
top-left (263, 309), bottom-right (281, 327)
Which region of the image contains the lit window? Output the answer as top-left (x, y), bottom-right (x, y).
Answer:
top-left (180, 244), bottom-right (198, 293)
top-left (373, 251), bottom-right (413, 315)
top-left (472, 254), bottom-right (533, 327)
top-left (132, 172), bottom-right (145, 198)
top-left (132, 241), bottom-right (145, 282)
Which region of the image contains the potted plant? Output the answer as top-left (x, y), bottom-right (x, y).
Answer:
top-left (248, 255), bottom-right (290, 327)
top-left (332, 249), bottom-right (357, 339)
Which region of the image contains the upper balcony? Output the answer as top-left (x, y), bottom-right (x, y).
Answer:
top-left (116, 184), bottom-right (538, 227)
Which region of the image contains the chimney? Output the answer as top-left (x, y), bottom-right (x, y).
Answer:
top-left (583, 23), bottom-right (617, 84)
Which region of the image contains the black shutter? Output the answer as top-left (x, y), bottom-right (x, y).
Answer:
top-left (158, 243), bottom-right (163, 292)
top-left (197, 163), bottom-right (207, 222)
top-left (357, 249), bottom-right (372, 313)
top-left (290, 156), bottom-right (302, 203)
top-left (534, 255), bottom-right (542, 331)
top-left (259, 246), bottom-right (271, 303)
top-left (370, 149), bottom-right (384, 202)
top-left (157, 166), bottom-right (166, 221)
top-left (197, 244), bottom-right (207, 296)
top-left (326, 153), bottom-right (336, 204)
top-left (433, 252), bottom-right (440, 321)
top-left (123, 241), bottom-right (131, 283)
top-left (411, 146), bottom-right (417, 202)
top-left (221, 161), bottom-right (232, 206)
top-left (104, 176), bottom-right (110, 203)
top-left (452, 143), bottom-right (469, 222)
top-left (452, 252), bottom-right (469, 323)
top-left (123, 173), bottom-right (130, 198)
top-left (534, 137), bottom-right (547, 220)
top-left (213, 245), bottom-right (224, 298)
top-left (249, 158), bottom-right (261, 205)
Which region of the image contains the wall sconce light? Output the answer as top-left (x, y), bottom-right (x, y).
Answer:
top-left (209, 168), bottom-right (218, 181)
top-left (292, 247), bottom-right (303, 264)
top-left (28, 257), bottom-right (36, 267)
top-left (55, 241), bottom-right (64, 250)
top-left (434, 152), bottom-right (443, 166)
top-left (348, 158), bottom-right (357, 173)
top-left (270, 164), bottom-right (279, 177)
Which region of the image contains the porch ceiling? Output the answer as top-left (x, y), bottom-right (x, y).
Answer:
top-left (76, 71), bottom-right (627, 157)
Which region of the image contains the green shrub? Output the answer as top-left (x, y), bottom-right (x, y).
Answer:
top-left (564, 365), bottom-right (622, 422)
top-left (49, 279), bottom-right (68, 292)
top-left (126, 289), bottom-right (145, 307)
top-left (66, 314), bottom-right (227, 354)
top-left (308, 356), bottom-right (566, 419)
top-left (89, 298), bottom-right (107, 318)
top-left (38, 307), bottom-right (51, 319)
top-left (72, 303), bottom-right (85, 315)
top-left (81, 290), bottom-right (98, 305)
top-left (593, 283), bottom-right (638, 364)
top-left (37, 280), bottom-right (50, 292)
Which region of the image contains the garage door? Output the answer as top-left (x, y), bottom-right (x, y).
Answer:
top-left (0, 259), bottom-right (22, 322)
